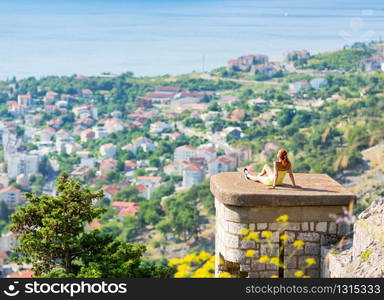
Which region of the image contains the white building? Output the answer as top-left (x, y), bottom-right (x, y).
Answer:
top-left (73, 105), bottom-right (98, 119)
top-left (136, 176), bottom-right (162, 199)
top-left (0, 232), bottom-right (19, 252)
top-left (55, 135), bottom-right (74, 154)
top-left (17, 94), bottom-right (32, 106)
top-left (123, 137), bottom-right (155, 154)
top-left (93, 126), bottom-right (108, 139)
top-left (100, 143), bottom-right (117, 158)
top-left (150, 121), bottom-right (172, 134)
top-left (310, 78), bottom-right (328, 89)
top-left (163, 161), bottom-right (189, 176)
top-left (7, 153), bottom-right (39, 178)
top-left (196, 146), bottom-right (217, 164)
top-left (174, 145), bottom-right (196, 162)
top-left (104, 118), bottom-right (125, 134)
top-left (208, 156), bottom-right (231, 176)
top-left (182, 164), bottom-right (205, 188)
top-left (0, 187), bottom-right (22, 207)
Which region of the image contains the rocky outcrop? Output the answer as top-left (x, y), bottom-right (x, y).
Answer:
top-left (326, 201), bottom-right (384, 277)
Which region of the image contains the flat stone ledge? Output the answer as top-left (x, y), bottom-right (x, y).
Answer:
top-left (210, 172), bottom-right (355, 207)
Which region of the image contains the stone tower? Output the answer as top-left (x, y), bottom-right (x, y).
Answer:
top-left (210, 172), bottom-right (355, 278)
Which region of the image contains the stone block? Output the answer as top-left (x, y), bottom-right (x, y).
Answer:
top-left (249, 223), bottom-right (255, 230)
top-left (240, 240), bottom-right (256, 249)
top-left (260, 244), bottom-right (275, 256)
top-left (227, 221), bottom-right (248, 235)
top-left (337, 224), bottom-right (350, 236)
top-left (286, 222), bottom-right (301, 231)
top-left (240, 264), bottom-right (251, 272)
top-left (297, 232), bottom-right (320, 242)
top-left (328, 222), bottom-right (337, 234)
top-left (285, 244), bottom-right (304, 256)
top-left (301, 222), bottom-right (309, 231)
top-left (257, 223), bottom-right (268, 230)
top-left (225, 248), bottom-right (245, 264)
top-left (316, 222), bottom-right (327, 233)
top-left (251, 260), bottom-right (266, 271)
top-left (304, 242), bottom-right (320, 255)
top-left (298, 256), bottom-right (320, 269)
top-left (223, 232), bottom-right (240, 248)
top-left (247, 272), bottom-right (261, 278)
top-left (284, 256), bottom-right (297, 269)
top-left (268, 223), bottom-right (282, 231)
top-left (285, 231), bottom-right (296, 240)
top-left (310, 222), bottom-right (315, 231)
top-left (284, 269), bottom-right (298, 278)
top-left (260, 271), bottom-right (278, 278)
top-left (306, 269), bottom-right (320, 278)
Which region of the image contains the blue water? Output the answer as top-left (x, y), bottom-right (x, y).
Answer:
top-left (0, 0), bottom-right (383, 79)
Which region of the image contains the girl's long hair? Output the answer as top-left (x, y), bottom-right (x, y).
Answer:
top-left (277, 149), bottom-right (290, 169)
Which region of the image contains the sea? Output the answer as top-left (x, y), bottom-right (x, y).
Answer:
top-left (0, 0), bottom-right (383, 80)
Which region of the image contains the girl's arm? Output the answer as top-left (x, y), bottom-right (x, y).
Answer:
top-left (272, 161), bottom-right (278, 189)
top-left (288, 165), bottom-right (296, 187)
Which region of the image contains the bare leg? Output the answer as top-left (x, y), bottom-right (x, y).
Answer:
top-left (247, 173), bottom-right (261, 181)
top-left (243, 165), bottom-right (272, 182)
top-left (259, 164), bottom-right (273, 177)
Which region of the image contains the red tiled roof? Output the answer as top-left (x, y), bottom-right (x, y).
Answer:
top-left (147, 92), bottom-right (175, 98)
top-left (102, 185), bottom-right (120, 196)
top-left (185, 164), bottom-right (202, 171)
top-left (137, 176), bottom-right (161, 181)
top-left (136, 185), bottom-right (147, 192)
top-left (176, 145), bottom-right (196, 151)
top-left (82, 89), bottom-right (93, 94)
top-left (100, 143), bottom-right (115, 148)
top-left (100, 158), bottom-right (117, 166)
top-left (0, 186), bottom-right (21, 194)
top-left (124, 161), bottom-right (137, 167)
top-left (0, 250), bottom-right (8, 260)
top-left (87, 221), bottom-right (101, 229)
top-left (117, 206), bottom-right (139, 217)
top-left (112, 202), bottom-right (139, 216)
top-left (155, 86), bottom-right (180, 92)
top-left (8, 270), bottom-right (34, 278)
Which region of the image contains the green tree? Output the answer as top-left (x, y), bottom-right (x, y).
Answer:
top-left (10, 173), bottom-right (171, 278)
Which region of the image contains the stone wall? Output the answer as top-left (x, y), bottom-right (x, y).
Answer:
top-left (325, 201), bottom-right (384, 278)
top-left (215, 199), bottom-right (350, 278)
top-left (211, 172), bottom-right (355, 278)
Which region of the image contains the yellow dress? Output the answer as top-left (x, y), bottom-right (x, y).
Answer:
top-left (259, 170), bottom-right (287, 186)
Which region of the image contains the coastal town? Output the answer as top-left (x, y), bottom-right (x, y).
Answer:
top-left (1, 41), bottom-right (384, 277)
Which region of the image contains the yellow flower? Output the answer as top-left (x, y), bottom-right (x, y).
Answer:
top-left (245, 232), bottom-right (259, 241)
top-left (305, 258), bottom-right (316, 266)
top-left (192, 267), bottom-right (215, 278)
top-left (177, 264), bottom-right (191, 273)
top-left (293, 240), bottom-right (305, 249)
top-left (240, 228), bottom-right (250, 236)
top-left (270, 257), bottom-right (280, 266)
top-left (219, 257), bottom-right (225, 266)
top-left (280, 234), bottom-right (290, 242)
top-left (174, 270), bottom-right (189, 278)
top-left (183, 253), bottom-right (199, 264)
top-left (276, 214), bottom-right (289, 223)
top-left (259, 256), bottom-right (270, 263)
top-left (168, 258), bottom-right (182, 266)
top-left (294, 270), bottom-right (304, 278)
top-left (270, 275), bottom-right (278, 278)
top-left (303, 275), bottom-right (310, 278)
top-left (219, 272), bottom-right (232, 278)
top-left (261, 230), bottom-right (273, 239)
top-left (198, 251), bottom-right (211, 261)
top-left (245, 250), bottom-right (256, 258)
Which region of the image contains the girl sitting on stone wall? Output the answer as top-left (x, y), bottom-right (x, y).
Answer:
top-left (243, 149), bottom-right (298, 189)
